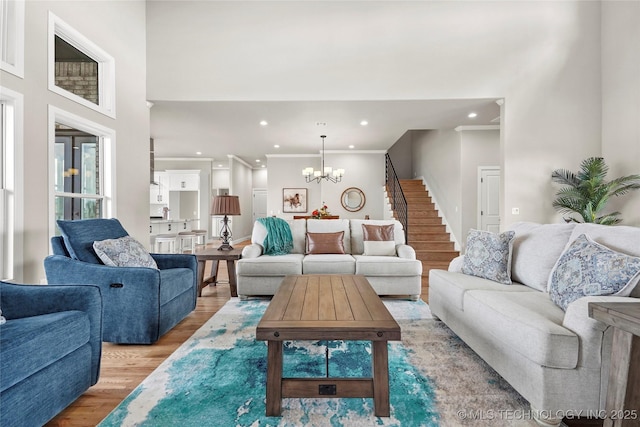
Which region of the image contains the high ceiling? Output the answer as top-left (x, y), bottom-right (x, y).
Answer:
top-left (150, 98), bottom-right (501, 168)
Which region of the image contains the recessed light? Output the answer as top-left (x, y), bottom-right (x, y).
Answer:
top-left (256, 159), bottom-right (261, 163)
top-left (360, 120), bottom-right (368, 126)
top-left (274, 144), bottom-right (280, 148)
top-left (468, 112), bottom-right (478, 118)
top-left (261, 164), bottom-right (266, 168)
top-left (196, 151), bottom-right (202, 155)
top-left (349, 145), bottom-right (355, 149)
top-left (260, 120), bottom-right (268, 126)
top-left (217, 164), bottom-right (223, 168)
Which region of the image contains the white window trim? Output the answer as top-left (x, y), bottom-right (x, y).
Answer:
top-left (48, 12), bottom-right (116, 118)
top-left (0, 0), bottom-right (25, 78)
top-left (0, 86), bottom-right (24, 281)
top-left (49, 105), bottom-right (116, 237)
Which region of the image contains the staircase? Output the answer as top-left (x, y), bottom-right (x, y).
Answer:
top-left (394, 179), bottom-right (459, 290)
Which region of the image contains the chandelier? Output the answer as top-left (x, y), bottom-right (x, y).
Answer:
top-left (302, 135), bottom-right (345, 184)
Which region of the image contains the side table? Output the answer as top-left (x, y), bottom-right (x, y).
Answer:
top-left (588, 302), bottom-right (640, 427)
top-left (195, 247), bottom-right (242, 297)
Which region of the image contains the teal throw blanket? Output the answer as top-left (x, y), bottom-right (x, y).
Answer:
top-left (257, 217), bottom-right (294, 255)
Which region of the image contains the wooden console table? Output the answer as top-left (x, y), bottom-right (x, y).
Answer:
top-left (588, 302), bottom-right (640, 427)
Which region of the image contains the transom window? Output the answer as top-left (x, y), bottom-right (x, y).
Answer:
top-left (0, 0), bottom-right (25, 78)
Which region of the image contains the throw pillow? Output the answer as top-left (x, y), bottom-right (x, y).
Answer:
top-left (548, 234), bottom-right (640, 311)
top-left (93, 236), bottom-right (158, 269)
top-left (362, 224), bottom-right (396, 256)
top-left (0, 308), bottom-right (6, 325)
top-left (306, 231), bottom-right (346, 254)
top-left (462, 229), bottom-right (515, 285)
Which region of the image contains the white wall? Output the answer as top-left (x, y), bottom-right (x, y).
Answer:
top-left (601, 1), bottom-right (640, 226)
top-left (4, 1), bottom-right (148, 283)
top-left (229, 156), bottom-right (253, 242)
top-left (146, 0), bottom-right (607, 230)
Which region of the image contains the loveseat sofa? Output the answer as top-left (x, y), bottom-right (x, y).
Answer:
top-left (0, 281), bottom-right (102, 427)
top-left (237, 219), bottom-right (422, 299)
top-left (429, 222), bottom-right (640, 426)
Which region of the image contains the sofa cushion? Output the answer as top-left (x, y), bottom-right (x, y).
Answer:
top-left (306, 231), bottom-right (346, 254)
top-left (350, 220), bottom-right (405, 255)
top-left (307, 219), bottom-right (352, 254)
top-left (462, 229), bottom-right (515, 285)
top-left (568, 223), bottom-right (640, 297)
top-left (0, 311), bottom-right (90, 392)
top-left (93, 236), bottom-right (158, 269)
top-left (354, 255), bottom-right (422, 276)
top-left (57, 218), bottom-right (129, 264)
top-left (302, 254), bottom-right (356, 274)
top-left (548, 234), bottom-right (640, 310)
top-left (507, 222), bottom-right (576, 291)
top-left (159, 268), bottom-right (195, 304)
top-left (237, 254), bottom-right (304, 276)
top-left (464, 290), bottom-right (579, 369)
top-left (429, 269), bottom-right (535, 311)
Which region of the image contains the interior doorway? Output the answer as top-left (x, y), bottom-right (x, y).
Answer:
top-left (478, 166), bottom-right (501, 232)
top-left (252, 189), bottom-right (267, 223)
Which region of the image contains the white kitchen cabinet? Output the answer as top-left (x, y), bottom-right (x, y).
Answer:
top-left (169, 172), bottom-right (199, 191)
top-left (150, 172), bottom-right (169, 204)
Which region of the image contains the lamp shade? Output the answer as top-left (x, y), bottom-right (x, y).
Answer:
top-left (211, 195), bottom-right (241, 216)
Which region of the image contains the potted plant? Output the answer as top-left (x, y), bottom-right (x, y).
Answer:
top-left (551, 157), bottom-right (640, 225)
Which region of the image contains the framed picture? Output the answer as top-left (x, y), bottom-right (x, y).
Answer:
top-left (283, 188), bottom-right (307, 213)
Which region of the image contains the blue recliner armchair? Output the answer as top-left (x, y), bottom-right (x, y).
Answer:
top-left (0, 281), bottom-right (102, 427)
top-left (44, 218), bottom-right (197, 344)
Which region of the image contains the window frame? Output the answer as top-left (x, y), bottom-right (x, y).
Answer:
top-left (0, 0), bottom-right (25, 78)
top-left (0, 86), bottom-right (24, 281)
top-left (49, 105), bottom-right (116, 236)
top-left (48, 12), bottom-right (116, 118)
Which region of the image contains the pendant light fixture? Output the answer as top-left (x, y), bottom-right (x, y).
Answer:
top-left (302, 135), bottom-right (344, 184)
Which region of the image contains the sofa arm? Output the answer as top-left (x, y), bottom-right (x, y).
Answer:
top-left (396, 244), bottom-right (416, 260)
top-left (152, 253), bottom-right (197, 272)
top-left (563, 295), bottom-right (636, 368)
top-left (0, 281), bottom-right (102, 385)
top-left (448, 255), bottom-right (464, 272)
top-left (242, 243), bottom-right (263, 259)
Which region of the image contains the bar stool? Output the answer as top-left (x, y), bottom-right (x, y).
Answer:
top-left (154, 234), bottom-right (178, 254)
top-left (192, 229), bottom-right (207, 248)
top-left (178, 231), bottom-right (197, 253)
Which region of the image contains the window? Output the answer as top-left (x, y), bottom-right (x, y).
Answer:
top-left (0, 0), bottom-right (25, 78)
top-left (48, 12), bottom-right (116, 118)
top-left (50, 106), bottom-right (115, 235)
top-left (0, 86), bottom-right (24, 281)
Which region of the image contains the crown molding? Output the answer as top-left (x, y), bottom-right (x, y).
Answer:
top-left (454, 125), bottom-right (500, 132)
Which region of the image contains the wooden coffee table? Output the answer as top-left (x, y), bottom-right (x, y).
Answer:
top-left (256, 274), bottom-right (401, 417)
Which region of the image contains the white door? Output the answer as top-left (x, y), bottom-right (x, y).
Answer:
top-left (252, 189), bottom-right (268, 223)
top-left (479, 167), bottom-right (501, 232)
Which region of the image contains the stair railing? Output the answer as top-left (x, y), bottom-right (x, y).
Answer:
top-left (385, 153), bottom-right (408, 243)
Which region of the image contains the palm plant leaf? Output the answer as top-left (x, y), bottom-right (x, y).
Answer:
top-left (551, 157), bottom-right (639, 225)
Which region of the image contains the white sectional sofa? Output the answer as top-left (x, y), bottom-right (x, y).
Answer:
top-left (237, 219), bottom-right (423, 299)
top-left (429, 222), bottom-right (640, 426)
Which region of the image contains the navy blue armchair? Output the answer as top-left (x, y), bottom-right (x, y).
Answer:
top-left (0, 281), bottom-right (102, 427)
top-left (44, 218), bottom-right (197, 344)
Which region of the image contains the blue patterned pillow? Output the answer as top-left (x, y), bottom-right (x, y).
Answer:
top-left (462, 229), bottom-right (515, 285)
top-left (548, 234), bottom-right (640, 311)
top-left (93, 236), bottom-right (158, 269)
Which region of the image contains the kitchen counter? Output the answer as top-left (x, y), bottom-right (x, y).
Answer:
top-left (150, 218), bottom-right (199, 235)
top-left (150, 219), bottom-right (198, 224)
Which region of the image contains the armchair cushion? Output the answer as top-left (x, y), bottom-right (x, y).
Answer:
top-left (57, 218), bottom-right (128, 264)
top-left (93, 236), bottom-right (157, 269)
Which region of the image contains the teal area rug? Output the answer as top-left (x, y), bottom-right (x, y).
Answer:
top-left (99, 299), bottom-right (535, 426)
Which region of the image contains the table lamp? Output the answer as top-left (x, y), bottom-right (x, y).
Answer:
top-left (211, 195), bottom-right (241, 250)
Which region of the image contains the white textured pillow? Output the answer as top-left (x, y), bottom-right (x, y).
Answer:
top-left (462, 229), bottom-right (515, 285)
top-left (363, 241), bottom-right (396, 256)
top-left (0, 308), bottom-right (6, 325)
top-left (548, 234), bottom-right (640, 311)
top-left (93, 236), bottom-right (158, 269)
